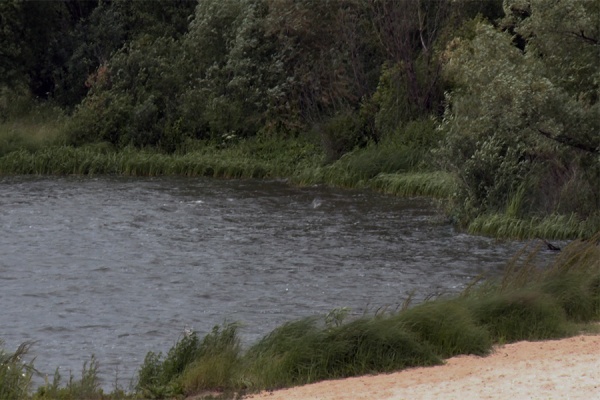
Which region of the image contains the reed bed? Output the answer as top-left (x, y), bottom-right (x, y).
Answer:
top-left (467, 213), bottom-right (600, 240)
top-left (370, 172), bottom-right (457, 198)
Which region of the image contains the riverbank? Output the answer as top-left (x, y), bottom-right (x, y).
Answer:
top-left (2, 232), bottom-right (599, 399)
top-left (243, 333), bottom-right (600, 400)
top-left (0, 141), bottom-right (597, 240)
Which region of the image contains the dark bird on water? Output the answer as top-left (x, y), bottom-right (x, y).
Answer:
top-left (543, 240), bottom-right (561, 251)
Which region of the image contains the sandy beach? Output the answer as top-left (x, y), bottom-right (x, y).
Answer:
top-left (243, 334), bottom-right (600, 400)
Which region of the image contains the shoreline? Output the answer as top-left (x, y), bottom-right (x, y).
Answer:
top-left (243, 334), bottom-right (600, 400)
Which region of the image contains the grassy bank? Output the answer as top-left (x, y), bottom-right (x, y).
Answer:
top-left (3, 236), bottom-right (598, 399)
top-left (2, 139), bottom-right (597, 240)
top-left (1, 98), bottom-right (597, 240)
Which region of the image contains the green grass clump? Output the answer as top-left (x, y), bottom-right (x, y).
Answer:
top-left (466, 290), bottom-right (572, 343)
top-left (541, 274), bottom-right (600, 323)
top-left (467, 213), bottom-right (600, 240)
top-left (137, 323), bottom-right (241, 399)
top-left (370, 172), bottom-right (457, 198)
top-left (179, 324), bottom-right (241, 396)
top-left (240, 316), bottom-right (441, 391)
top-left (461, 235), bottom-right (600, 342)
top-left (137, 331), bottom-right (202, 398)
top-left (34, 356), bottom-right (124, 400)
top-left (395, 300), bottom-right (492, 358)
top-left (0, 91), bottom-right (66, 157)
top-left (0, 341), bottom-right (35, 400)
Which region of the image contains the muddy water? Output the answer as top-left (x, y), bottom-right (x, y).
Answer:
top-left (0, 176), bottom-right (523, 389)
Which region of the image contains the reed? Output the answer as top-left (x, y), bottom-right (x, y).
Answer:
top-left (465, 290), bottom-right (572, 343)
top-left (467, 213), bottom-right (600, 240)
top-left (460, 235), bottom-right (600, 342)
top-left (370, 172), bottom-right (457, 198)
top-left (239, 316), bottom-right (441, 391)
top-left (34, 356), bottom-right (114, 400)
top-left (0, 341), bottom-right (35, 400)
top-left (0, 94), bottom-right (67, 158)
top-left (393, 300), bottom-right (491, 358)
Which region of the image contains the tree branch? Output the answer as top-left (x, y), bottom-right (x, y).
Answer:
top-left (537, 129), bottom-right (599, 154)
top-left (566, 30), bottom-right (599, 46)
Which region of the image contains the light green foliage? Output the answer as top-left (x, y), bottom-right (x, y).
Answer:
top-left (439, 2), bottom-right (600, 224)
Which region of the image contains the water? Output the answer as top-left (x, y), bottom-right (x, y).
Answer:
top-left (0, 176), bottom-right (524, 389)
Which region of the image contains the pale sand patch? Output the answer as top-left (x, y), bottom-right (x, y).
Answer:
top-left (244, 334), bottom-right (600, 400)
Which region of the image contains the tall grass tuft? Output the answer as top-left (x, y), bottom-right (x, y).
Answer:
top-left (466, 291), bottom-right (571, 342)
top-left (394, 300), bottom-right (492, 357)
top-left (35, 356), bottom-right (110, 400)
top-left (0, 91), bottom-right (66, 157)
top-left (137, 331), bottom-right (201, 399)
top-left (137, 323), bottom-right (241, 399)
top-left (461, 235), bottom-right (600, 342)
top-left (0, 340), bottom-right (35, 400)
top-left (240, 316), bottom-right (441, 391)
top-left (370, 172), bottom-right (457, 198)
top-left (467, 212), bottom-right (599, 240)
top-left (179, 324), bottom-right (241, 397)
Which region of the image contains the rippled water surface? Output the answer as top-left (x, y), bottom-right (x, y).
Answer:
top-left (1, 176), bottom-right (524, 388)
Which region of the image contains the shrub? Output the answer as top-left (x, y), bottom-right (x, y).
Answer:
top-left (317, 110), bottom-right (370, 164)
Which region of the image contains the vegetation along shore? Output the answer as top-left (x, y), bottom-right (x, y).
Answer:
top-left (1, 0), bottom-right (598, 398)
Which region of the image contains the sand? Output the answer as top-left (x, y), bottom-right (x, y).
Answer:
top-left (243, 334), bottom-right (600, 400)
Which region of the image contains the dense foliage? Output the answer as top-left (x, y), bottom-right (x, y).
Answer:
top-left (0, 0), bottom-right (598, 234)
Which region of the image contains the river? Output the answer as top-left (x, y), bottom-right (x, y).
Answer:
top-left (0, 176), bottom-right (524, 390)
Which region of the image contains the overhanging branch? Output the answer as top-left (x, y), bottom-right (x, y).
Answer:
top-left (537, 128), bottom-right (599, 154)
top-left (566, 30), bottom-right (599, 46)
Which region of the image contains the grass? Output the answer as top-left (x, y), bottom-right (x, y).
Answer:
top-left (0, 341), bottom-right (35, 400)
top-left (467, 212), bottom-right (600, 240)
top-left (0, 91), bottom-right (67, 158)
top-left (370, 171), bottom-right (457, 198)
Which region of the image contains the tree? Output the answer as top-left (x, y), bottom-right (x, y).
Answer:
top-left (0, 0), bottom-right (98, 101)
top-left (439, 0), bottom-right (599, 222)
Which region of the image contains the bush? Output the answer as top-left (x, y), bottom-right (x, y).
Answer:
top-left (317, 110), bottom-right (370, 164)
